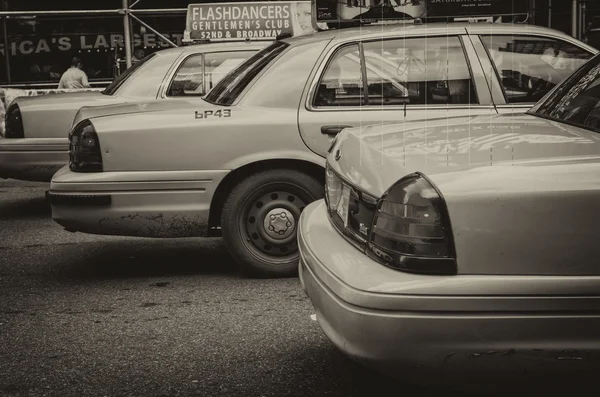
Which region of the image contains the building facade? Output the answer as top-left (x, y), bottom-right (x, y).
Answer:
top-left (0, 0), bottom-right (597, 88)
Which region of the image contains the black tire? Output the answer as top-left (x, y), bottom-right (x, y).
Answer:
top-left (221, 169), bottom-right (324, 278)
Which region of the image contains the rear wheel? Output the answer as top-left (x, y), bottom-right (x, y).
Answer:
top-left (221, 169), bottom-right (323, 278)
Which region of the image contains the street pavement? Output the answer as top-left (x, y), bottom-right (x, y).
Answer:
top-left (0, 179), bottom-right (594, 397)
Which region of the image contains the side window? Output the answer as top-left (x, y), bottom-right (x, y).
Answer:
top-left (481, 35), bottom-right (593, 103)
top-left (167, 54), bottom-right (204, 97)
top-left (204, 51), bottom-right (257, 93)
top-left (314, 44), bottom-right (365, 107)
top-left (363, 36), bottom-right (478, 105)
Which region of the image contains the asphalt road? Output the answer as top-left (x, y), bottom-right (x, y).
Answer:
top-left (0, 179), bottom-right (594, 397)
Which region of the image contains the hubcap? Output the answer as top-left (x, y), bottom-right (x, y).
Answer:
top-left (242, 188), bottom-right (310, 259)
top-left (263, 208), bottom-right (295, 240)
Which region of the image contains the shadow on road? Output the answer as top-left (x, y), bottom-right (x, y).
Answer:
top-left (285, 341), bottom-right (600, 397)
top-left (44, 238), bottom-right (241, 281)
top-left (280, 341), bottom-right (447, 397)
top-left (0, 195), bottom-right (50, 220)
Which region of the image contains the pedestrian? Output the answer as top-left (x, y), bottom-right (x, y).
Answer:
top-left (58, 57), bottom-right (91, 90)
top-left (132, 48), bottom-right (145, 63)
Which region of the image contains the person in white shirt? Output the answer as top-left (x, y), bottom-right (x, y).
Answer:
top-left (58, 57), bottom-right (91, 90)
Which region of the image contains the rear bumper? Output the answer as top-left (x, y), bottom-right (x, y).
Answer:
top-left (48, 166), bottom-right (229, 238)
top-left (0, 138), bottom-right (67, 182)
top-left (46, 190), bottom-right (111, 206)
top-left (299, 200), bottom-right (600, 387)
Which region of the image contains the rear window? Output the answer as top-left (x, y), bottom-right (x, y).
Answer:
top-left (204, 41), bottom-right (289, 106)
top-left (102, 53), bottom-right (156, 96)
top-left (529, 53), bottom-right (600, 132)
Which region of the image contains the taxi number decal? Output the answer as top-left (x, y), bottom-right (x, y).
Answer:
top-left (195, 110), bottom-right (231, 119)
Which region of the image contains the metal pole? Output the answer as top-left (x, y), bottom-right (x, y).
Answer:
top-left (572, 0), bottom-right (578, 37)
top-left (1, 0), bottom-right (11, 84)
top-left (122, 0), bottom-right (132, 69)
top-left (581, 0), bottom-right (586, 40)
top-left (121, 8), bottom-right (187, 14)
top-left (128, 12), bottom-right (178, 47)
top-left (0, 8), bottom-right (186, 16)
top-left (548, 0), bottom-right (551, 28)
top-left (0, 9), bottom-right (122, 16)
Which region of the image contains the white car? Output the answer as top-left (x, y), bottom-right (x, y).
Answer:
top-left (299, 52), bottom-right (600, 388)
top-left (0, 41), bottom-right (264, 182)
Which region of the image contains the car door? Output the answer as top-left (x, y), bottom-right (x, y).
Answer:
top-left (297, 32), bottom-right (498, 158)
top-left (160, 50), bottom-right (258, 99)
top-left (470, 32), bottom-right (596, 114)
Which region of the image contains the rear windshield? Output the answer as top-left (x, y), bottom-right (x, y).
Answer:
top-left (204, 41), bottom-right (289, 106)
top-left (102, 53), bottom-right (156, 96)
top-left (528, 53), bottom-right (600, 133)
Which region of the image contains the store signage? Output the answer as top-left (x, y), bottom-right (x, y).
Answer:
top-left (185, 1), bottom-right (316, 42)
top-left (313, 0), bottom-right (527, 23)
top-left (0, 33), bottom-right (184, 57)
top-left (313, 0), bottom-right (426, 23)
top-left (426, 0), bottom-right (527, 18)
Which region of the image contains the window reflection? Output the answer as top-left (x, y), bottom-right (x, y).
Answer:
top-left (481, 35), bottom-right (593, 103)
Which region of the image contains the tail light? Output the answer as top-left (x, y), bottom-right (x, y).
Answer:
top-left (5, 104), bottom-right (24, 138)
top-left (69, 120), bottom-right (103, 172)
top-left (325, 165), bottom-right (343, 211)
top-left (326, 165), bottom-right (457, 275)
top-left (366, 173), bottom-right (457, 275)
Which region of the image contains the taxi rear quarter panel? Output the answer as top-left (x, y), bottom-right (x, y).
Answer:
top-left (51, 40), bottom-right (330, 237)
top-left (13, 49), bottom-right (184, 140)
top-left (429, 159), bottom-right (600, 276)
top-left (15, 92), bottom-right (117, 139)
top-left (91, 40), bottom-right (330, 173)
top-left (328, 115), bottom-right (600, 278)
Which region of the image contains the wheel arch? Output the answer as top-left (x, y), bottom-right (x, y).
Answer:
top-left (207, 158), bottom-right (325, 236)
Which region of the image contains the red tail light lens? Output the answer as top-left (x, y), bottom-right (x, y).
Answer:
top-left (325, 165), bottom-right (343, 211)
top-left (366, 173), bottom-right (457, 275)
top-left (5, 104), bottom-right (24, 139)
top-left (69, 120), bottom-right (103, 172)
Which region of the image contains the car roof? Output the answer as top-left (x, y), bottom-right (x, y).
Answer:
top-left (282, 22), bottom-right (585, 46)
top-left (154, 41), bottom-right (268, 57)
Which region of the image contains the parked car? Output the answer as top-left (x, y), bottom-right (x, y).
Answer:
top-left (298, 52), bottom-right (600, 388)
top-left (46, 22), bottom-right (596, 277)
top-left (0, 41), bottom-right (265, 182)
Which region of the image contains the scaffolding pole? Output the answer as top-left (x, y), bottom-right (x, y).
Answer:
top-left (0, 8), bottom-right (186, 16)
top-left (572, 0), bottom-right (578, 38)
top-left (128, 12), bottom-right (177, 48)
top-left (0, 9), bottom-right (122, 16)
top-left (1, 0), bottom-right (10, 84)
top-left (122, 0), bottom-right (132, 69)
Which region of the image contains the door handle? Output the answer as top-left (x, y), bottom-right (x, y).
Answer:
top-left (321, 125), bottom-right (352, 135)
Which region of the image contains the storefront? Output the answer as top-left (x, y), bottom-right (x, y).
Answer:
top-left (0, 0), bottom-right (196, 88)
top-left (0, 0), bottom-right (596, 89)
top-left (529, 0), bottom-right (599, 48)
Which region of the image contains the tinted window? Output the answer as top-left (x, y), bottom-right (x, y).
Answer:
top-left (204, 42), bottom-right (288, 106)
top-left (481, 35), bottom-right (593, 103)
top-left (204, 51), bottom-right (257, 93)
top-left (314, 44), bottom-right (365, 107)
top-left (168, 54), bottom-right (204, 96)
top-left (530, 54), bottom-right (600, 132)
top-left (363, 36), bottom-right (477, 105)
top-left (102, 53), bottom-right (156, 96)
top-left (314, 37), bottom-right (477, 107)
top-left (167, 51), bottom-right (257, 97)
